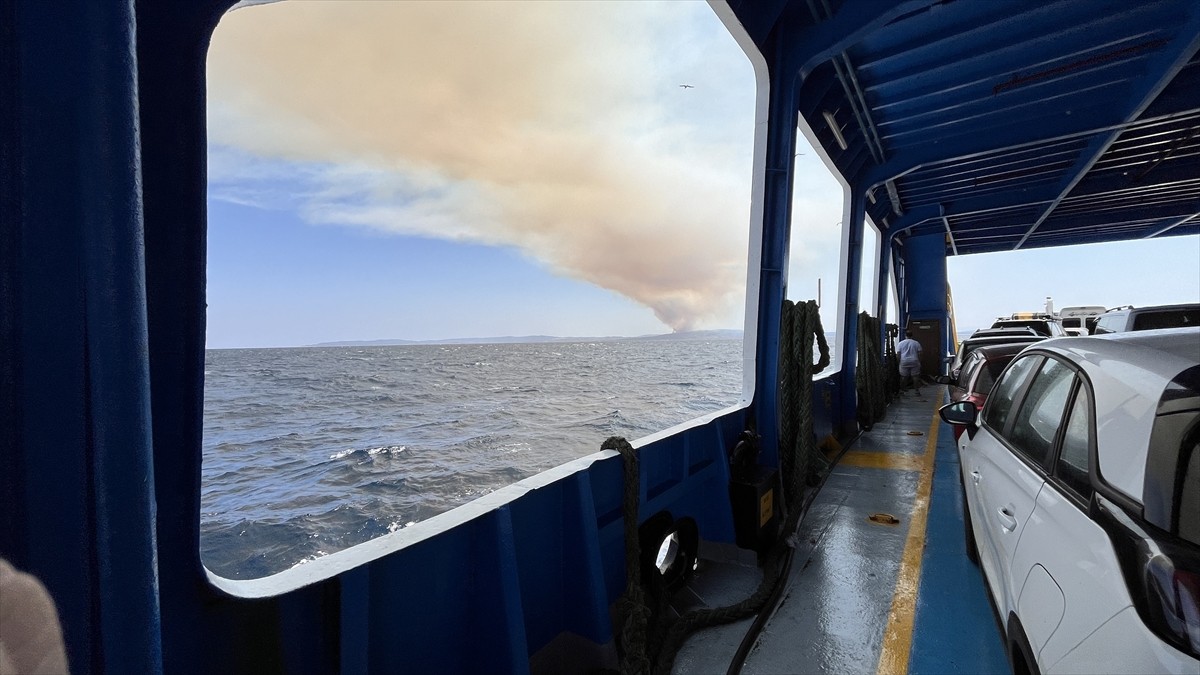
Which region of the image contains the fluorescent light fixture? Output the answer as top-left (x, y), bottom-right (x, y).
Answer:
top-left (885, 179), bottom-right (902, 215)
top-left (822, 110), bottom-right (848, 150)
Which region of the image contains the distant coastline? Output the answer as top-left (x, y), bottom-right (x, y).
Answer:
top-left (208, 327), bottom-right (984, 351)
top-left (308, 329), bottom-right (744, 348)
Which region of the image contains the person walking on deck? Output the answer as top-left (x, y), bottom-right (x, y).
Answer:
top-left (897, 331), bottom-right (923, 395)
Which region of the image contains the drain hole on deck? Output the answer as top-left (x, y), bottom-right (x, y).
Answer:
top-left (868, 513), bottom-right (900, 525)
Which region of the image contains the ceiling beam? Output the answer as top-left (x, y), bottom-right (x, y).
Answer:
top-left (1143, 212), bottom-right (1199, 238)
top-left (1013, 27), bottom-right (1200, 249)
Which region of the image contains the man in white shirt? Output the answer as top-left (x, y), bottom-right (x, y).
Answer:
top-left (897, 330), bottom-right (923, 396)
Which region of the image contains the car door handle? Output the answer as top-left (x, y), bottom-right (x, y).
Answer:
top-left (996, 507), bottom-right (1018, 533)
top-left (970, 471), bottom-right (981, 485)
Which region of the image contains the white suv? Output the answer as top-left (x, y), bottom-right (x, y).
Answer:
top-left (1092, 303), bottom-right (1200, 334)
top-left (940, 328), bottom-right (1200, 674)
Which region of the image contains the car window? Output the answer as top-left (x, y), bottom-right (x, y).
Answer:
top-left (956, 344), bottom-right (980, 369)
top-left (1132, 308), bottom-right (1200, 331)
top-left (1144, 368), bottom-right (1200, 541)
top-left (969, 357), bottom-right (990, 392)
top-left (1007, 358), bottom-right (1075, 466)
top-left (960, 352), bottom-right (983, 386)
top-left (1178, 437), bottom-right (1199, 545)
top-left (991, 320), bottom-right (1057, 337)
top-left (975, 354), bottom-right (1015, 395)
top-left (1056, 387), bottom-right (1092, 499)
top-left (982, 354), bottom-right (1042, 433)
top-left (1093, 313), bottom-right (1125, 334)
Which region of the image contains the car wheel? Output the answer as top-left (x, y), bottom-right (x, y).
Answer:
top-left (959, 471), bottom-right (979, 564)
top-left (1007, 614), bottom-right (1041, 675)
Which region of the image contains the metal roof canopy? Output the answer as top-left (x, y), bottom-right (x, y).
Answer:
top-left (729, 0), bottom-right (1200, 255)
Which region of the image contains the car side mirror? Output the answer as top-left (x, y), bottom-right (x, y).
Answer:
top-left (933, 375), bottom-right (952, 385)
top-left (939, 401), bottom-right (979, 438)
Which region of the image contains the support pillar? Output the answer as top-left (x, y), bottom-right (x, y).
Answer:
top-left (835, 191), bottom-right (868, 435)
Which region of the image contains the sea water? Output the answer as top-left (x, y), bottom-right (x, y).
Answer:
top-left (202, 339), bottom-right (743, 578)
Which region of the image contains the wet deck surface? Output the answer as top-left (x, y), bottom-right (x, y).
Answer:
top-left (674, 391), bottom-right (1009, 674)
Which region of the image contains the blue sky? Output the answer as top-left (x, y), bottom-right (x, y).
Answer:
top-left (205, 2), bottom-right (1199, 348)
top-left (206, 196), bottom-right (665, 347)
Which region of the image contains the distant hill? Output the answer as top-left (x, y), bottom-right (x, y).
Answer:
top-left (311, 329), bottom-right (744, 347)
top-left (630, 329), bottom-right (744, 342)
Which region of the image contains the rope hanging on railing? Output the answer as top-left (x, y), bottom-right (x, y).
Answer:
top-left (779, 299), bottom-right (830, 507)
top-left (855, 312), bottom-right (887, 430)
top-left (605, 436), bottom-right (653, 675)
top-left (884, 323), bottom-right (901, 400)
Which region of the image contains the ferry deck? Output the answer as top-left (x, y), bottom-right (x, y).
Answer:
top-left (673, 393), bottom-right (1009, 674)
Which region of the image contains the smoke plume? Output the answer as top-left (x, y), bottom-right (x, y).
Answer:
top-left (207, 1), bottom-right (754, 331)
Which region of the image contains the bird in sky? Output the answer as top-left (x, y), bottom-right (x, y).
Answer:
top-left (679, 84), bottom-right (694, 89)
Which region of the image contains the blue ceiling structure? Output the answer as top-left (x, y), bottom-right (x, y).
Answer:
top-left (729, 0), bottom-right (1200, 255)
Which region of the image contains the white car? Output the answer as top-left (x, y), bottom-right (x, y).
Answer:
top-left (1092, 303), bottom-right (1200, 334)
top-left (940, 328), bottom-right (1200, 674)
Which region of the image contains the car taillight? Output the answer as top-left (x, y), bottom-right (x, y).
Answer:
top-left (1094, 494), bottom-right (1200, 658)
top-left (965, 392), bottom-right (986, 408)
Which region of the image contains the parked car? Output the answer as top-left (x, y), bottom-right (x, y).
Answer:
top-left (967, 327), bottom-right (1041, 340)
top-left (940, 328), bottom-right (1200, 674)
top-left (1092, 302), bottom-right (1200, 334)
top-left (990, 315), bottom-right (1067, 337)
top-left (936, 343), bottom-right (1028, 440)
top-left (947, 330), bottom-right (1045, 381)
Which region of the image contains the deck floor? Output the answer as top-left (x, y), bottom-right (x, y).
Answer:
top-left (673, 391), bottom-right (1009, 674)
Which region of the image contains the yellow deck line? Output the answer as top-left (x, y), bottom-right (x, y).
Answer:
top-left (876, 395), bottom-right (943, 675)
top-left (839, 451), bottom-right (924, 472)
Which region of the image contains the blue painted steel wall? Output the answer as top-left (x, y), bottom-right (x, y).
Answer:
top-left (0, 1), bottom-right (847, 672)
top-left (902, 234), bottom-right (947, 320)
top-left (900, 233), bottom-right (950, 364)
top-left (4, 1), bottom-right (163, 671)
top-left (751, 58), bottom-right (798, 470)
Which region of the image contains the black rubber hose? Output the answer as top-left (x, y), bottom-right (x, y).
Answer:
top-left (724, 547), bottom-right (797, 675)
top-left (723, 431), bottom-right (859, 675)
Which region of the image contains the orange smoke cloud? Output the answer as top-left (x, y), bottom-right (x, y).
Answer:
top-left (207, 1), bottom-right (755, 331)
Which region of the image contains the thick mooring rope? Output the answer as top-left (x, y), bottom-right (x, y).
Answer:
top-left (779, 300), bottom-right (829, 509)
top-left (885, 323), bottom-right (901, 400)
top-left (604, 436), bottom-right (653, 675)
top-left (855, 312), bottom-right (887, 430)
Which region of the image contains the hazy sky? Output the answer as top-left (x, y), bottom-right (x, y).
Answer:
top-left (205, 1), bottom-right (1199, 348)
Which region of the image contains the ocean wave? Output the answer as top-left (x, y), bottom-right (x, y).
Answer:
top-left (201, 339), bottom-right (743, 579)
top-left (328, 444), bottom-right (407, 461)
